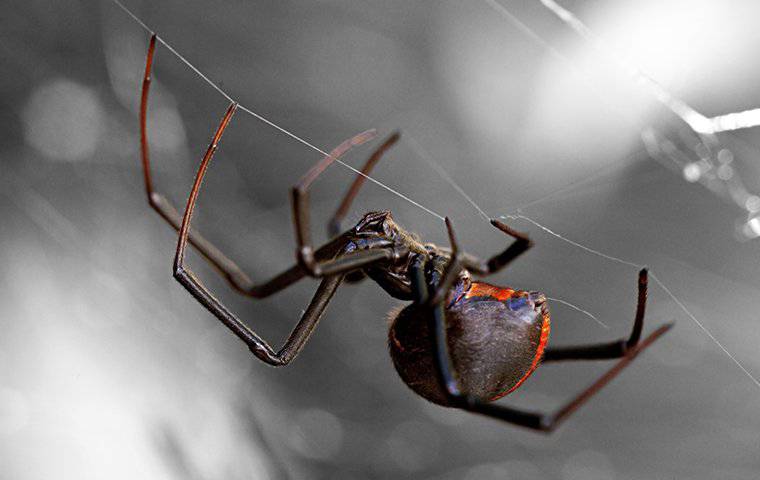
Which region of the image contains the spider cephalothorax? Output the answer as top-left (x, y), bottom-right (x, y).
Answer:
top-left (138, 34), bottom-right (672, 432)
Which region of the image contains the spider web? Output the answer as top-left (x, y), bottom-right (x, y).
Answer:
top-left (110, 0), bottom-right (760, 392)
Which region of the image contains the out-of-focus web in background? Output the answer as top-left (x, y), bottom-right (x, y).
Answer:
top-left (109, 0), bottom-right (760, 392)
top-left (491, 0), bottom-right (760, 241)
top-left (482, 0), bottom-right (760, 385)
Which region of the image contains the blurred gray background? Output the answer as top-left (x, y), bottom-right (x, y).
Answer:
top-left (2, 0), bottom-right (760, 478)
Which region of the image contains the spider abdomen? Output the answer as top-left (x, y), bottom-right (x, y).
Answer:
top-left (388, 284), bottom-right (550, 407)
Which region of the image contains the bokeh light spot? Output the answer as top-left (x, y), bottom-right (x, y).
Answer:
top-left (148, 106), bottom-right (187, 153)
top-left (745, 195), bottom-right (760, 213)
top-left (22, 78), bottom-right (104, 161)
top-left (682, 162), bottom-right (702, 182)
top-left (561, 450), bottom-right (616, 480)
top-left (743, 216), bottom-right (760, 239)
top-left (385, 420), bottom-right (440, 472)
top-left (717, 164), bottom-right (734, 181)
top-left (286, 408), bottom-right (344, 460)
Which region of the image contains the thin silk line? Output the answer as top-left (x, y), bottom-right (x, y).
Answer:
top-left (403, 135), bottom-right (609, 329)
top-left (502, 150), bottom-right (649, 215)
top-left (502, 214), bottom-right (644, 269)
top-left (405, 135), bottom-right (491, 222)
top-left (547, 296), bottom-right (609, 329)
top-left (155, 36), bottom-right (235, 104)
top-left (649, 272), bottom-right (760, 389)
top-left (482, 0), bottom-right (572, 68)
top-left (110, 0), bottom-right (444, 221)
top-left (405, 136), bottom-right (609, 329)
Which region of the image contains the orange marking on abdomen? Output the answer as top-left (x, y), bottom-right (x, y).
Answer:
top-left (491, 311), bottom-right (551, 400)
top-left (464, 283), bottom-right (516, 302)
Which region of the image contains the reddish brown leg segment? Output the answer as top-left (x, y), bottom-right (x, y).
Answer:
top-left (461, 219), bottom-right (533, 276)
top-left (328, 132), bottom-right (400, 237)
top-left (543, 269), bottom-right (649, 361)
top-left (140, 34), bottom-right (269, 296)
top-left (291, 130), bottom-right (402, 276)
top-left (458, 322), bottom-right (672, 431)
top-left (170, 106), bottom-right (398, 362)
top-left (430, 238), bottom-right (672, 431)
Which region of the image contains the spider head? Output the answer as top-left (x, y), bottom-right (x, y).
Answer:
top-left (351, 210), bottom-right (426, 255)
top-left (354, 210), bottom-right (396, 236)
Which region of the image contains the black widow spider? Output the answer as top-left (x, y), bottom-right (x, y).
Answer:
top-left (139, 35), bottom-right (672, 432)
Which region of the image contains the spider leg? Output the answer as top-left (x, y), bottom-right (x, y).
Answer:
top-left (427, 243), bottom-right (672, 431)
top-left (543, 269), bottom-right (672, 361)
top-left (148, 98), bottom-right (315, 297)
top-left (144, 34), bottom-right (389, 295)
top-left (428, 291), bottom-right (672, 432)
top-left (462, 219), bottom-right (533, 276)
top-left (292, 131), bottom-right (406, 277)
top-left (427, 218), bottom-right (465, 305)
top-left (172, 103), bottom-right (399, 361)
top-left (327, 132), bottom-right (401, 237)
top-left (175, 265), bottom-right (346, 365)
top-left (141, 34), bottom-right (282, 297)
top-left (327, 132), bottom-right (399, 284)
top-left (409, 253), bottom-right (430, 303)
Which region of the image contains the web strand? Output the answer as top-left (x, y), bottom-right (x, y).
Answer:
top-left (405, 135), bottom-right (491, 222)
top-left (110, 0), bottom-right (444, 222)
top-left (402, 136), bottom-right (608, 330)
top-left (503, 214), bottom-right (643, 269)
top-left (546, 296), bottom-right (609, 329)
top-left (649, 272), bottom-right (760, 389)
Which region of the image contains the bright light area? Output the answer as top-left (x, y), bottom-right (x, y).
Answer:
top-left (682, 163), bottom-right (702, 183)
top-left (743, 216), bottom-right (760, 239)
top-left (709, 108), bottom-right (760, 133)
top-left (587, 0), bottom-right (721, 86)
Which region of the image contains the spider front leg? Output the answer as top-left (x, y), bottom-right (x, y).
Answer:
top-left (171, 105), bottom-right (397, 363)
top-left (327, 131), bottom-right (401, 237)
top-left (140, 35), bottom-right (268, 296)
top-left (325, 131), bottom-right (400, 284)
top-left (291, 132), bottom-right (404, 277)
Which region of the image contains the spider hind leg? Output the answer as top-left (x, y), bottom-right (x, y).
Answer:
top-left (423, 223), bottom-right (672, 432)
